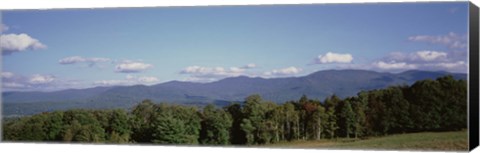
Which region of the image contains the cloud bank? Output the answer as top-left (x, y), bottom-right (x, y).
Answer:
top-left (372, 61), bottom-right (417, 70)
top-left (59, 56), bottom-right (111, 67)
top-left (2, 72), bottom-right (58, 90)
top-left (115, 61), bottom-right (153, 73)
top-left (180, 65), bottom-right (246, 82)
top-left (28, 74), bottom-right (55, 84)
top-left (408, 32), bottom-right (467, 49)
top-left (179, 63), bottom-right (263, 82)
top-left (372, 50), bottom-right (466, 72)
top-left (93, 75), bottom-right (159, 86)
top-left (315, 52), bottom-right (353, 64)
top-left (264, 66), bottom-right (302, 76)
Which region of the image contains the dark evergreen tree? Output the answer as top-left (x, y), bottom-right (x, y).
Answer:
top-left (200, 104), bottom-right (233, 145)
top-left (224, 103), bottom-right (247, 144)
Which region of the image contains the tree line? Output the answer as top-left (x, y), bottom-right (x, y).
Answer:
top-left (2, 75), bottom-right (467, 145)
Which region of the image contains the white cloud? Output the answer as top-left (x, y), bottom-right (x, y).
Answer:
top-left (414, 50), bottom-right (447, 61)
top-left (316, 52), bottom-right (353, 64)
top-left (373, 61), bottom-right (417, 70)
top-left (115, 61), bottom-right (153, 73)
top-left (93, 80), bottom-right (129, 86)
top-left (376, 49), bottom-right (467, 73)
top-left (183, 77), bottom-right (217, 83)
top-left (137, 76), bottom-right (160, 83)
top-left (264, 66), bottom-right (302, 76)
top-left (434, 61), bottom-right (466, 69)
top-left (2, 72), bottom-right (90, 91)
top-left (2, 72), bottom-right (14, 79)
top-left (28, 74), bottom-right (55, 84)
top-left (3, 82), bottom-right (29, 88)
top-left (241, 63), bottom-right (257, 69)
top-left (180, 64), bottom-right (304, 82)
top-left (2, 72), bottom-right (30, 91)
top-left (93, 75), bottom-right (159, 86)
top-left (59, 56), bottom-right (111, 65)
top-left (182, 66), bottom-right (219, 74)
top-left (1, 33), bottom-right (47, 55)
top-left (229, 67), bottom-right (246, 73)
top-left (180, 64), bottom-right (256, 82)
top-left (180, 65), bottom-right (242, 78)
top-left (59, 56), bottom-right (86, 64)
top-left (415, 61), bottom-right (468, 73)
top-left (385, 50), bottom-right (448, 63)
top-left (408, 32), bottom-right (467, 49)
top-left (374, 50), bottom-right (467, 73)
top-left (2, 73), bottom-right (55, 90)
top-left (0, 23), bottom-right (9, 32)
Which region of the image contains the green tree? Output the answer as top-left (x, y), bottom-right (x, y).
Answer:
top-left (298, 95), bottom-right (311, 140)
top-left (171, 105), bottom-right (201, 144)
top-left (225, 103), bottom-right (247, 144)
top-left (407, 79), bottom-right (442, 131)
top-left (107, 109), bottom-right (131, 143)
top-left (3, 117), bottom-right (25, 141)
top-left (20, 114), bottom-right (48, 141)
top-left (43, 111), bottom-right (65, 141)
top-left (240, 118), bottom-right (255, 145)
top-left (311, 105), bottom-right (327, 140)
top-left (269, 105), bottom-right (286, 142)
top-left (437, 76), bottom-right (467, 130)
top-left (323, 95), bottom-right (340, 138)
top-left (151, 114), bottom-right (189, 144)
top-left (1, 75), bottom-right (468, 144)
top-left (240, 94), bottom-right (268, 144)
top-left (152, 103), bottom-right (201, 144)
top-left (258, 101), bottom-right (278, 144)
top-left (364, 90), bottom-right (387, 136)
top-left (283, 102), bottom-right (298, 141)
top-left (130, 99), bottom-right (156, 143)
top-left (62, 110), bottom-right (106, 142)
top-left (199, 104), bottom-right (233, 145)
top-left (352, 92), bottom-right (368, 138)
top-left (338, 98), bottom-right (356, 138)
top-left (382, 86), bottom-right (412, 134)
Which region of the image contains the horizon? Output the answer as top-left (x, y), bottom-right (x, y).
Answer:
top-left (1, 2), bottom-right (469, 92)
top-left (1, 68), bottom-right (467, 93)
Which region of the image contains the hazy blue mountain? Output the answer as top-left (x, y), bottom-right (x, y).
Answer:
top-left (2, 69), bottom-right (466, 116)
top-left (2, 86), bottom-right (114, 103)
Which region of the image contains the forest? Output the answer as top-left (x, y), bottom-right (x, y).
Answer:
top-left (1, 75), bottom-right (467, 145)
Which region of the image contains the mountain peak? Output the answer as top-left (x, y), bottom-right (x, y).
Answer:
top-left (158, 80), bottom-right (200, 87)
top-left (399, 69), bottom-right (450, 75)
top-left (306, 69), bottom-right (382, 77)
top-left (216, 75), bottom-right (262, 82)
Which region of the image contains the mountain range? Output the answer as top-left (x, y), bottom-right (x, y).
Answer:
top-left (2, 69), bottom-right (467, 116)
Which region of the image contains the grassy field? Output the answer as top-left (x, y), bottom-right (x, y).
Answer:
top-left (264, 130), bottom-right (468, 151)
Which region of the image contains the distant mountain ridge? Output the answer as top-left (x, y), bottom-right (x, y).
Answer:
top-left (2, 69), bottom-right (467, 116)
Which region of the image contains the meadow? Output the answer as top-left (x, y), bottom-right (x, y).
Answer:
top-left (265, 130), bottom-right (468, 151)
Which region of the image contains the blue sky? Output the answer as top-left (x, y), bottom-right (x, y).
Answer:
top-left (1, 2), bottom-right (469, 91)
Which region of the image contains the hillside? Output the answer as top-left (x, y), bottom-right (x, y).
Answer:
top-left (2, 69), bottom-right (466, 116)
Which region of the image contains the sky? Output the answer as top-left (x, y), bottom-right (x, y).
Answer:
top-left (0, 2), bottom-right (470, 92)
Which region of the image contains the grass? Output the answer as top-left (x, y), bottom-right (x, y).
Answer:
top-left (264, 130), bottom-right (468, 151)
